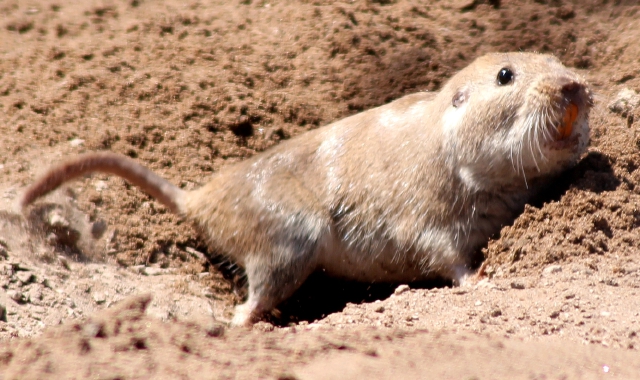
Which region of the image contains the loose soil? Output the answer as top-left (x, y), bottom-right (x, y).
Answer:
top-left (1, 0), bottom-right (640, 379)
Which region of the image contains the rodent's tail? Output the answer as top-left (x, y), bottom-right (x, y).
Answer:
top-left (20, 152), bottom-right (186, 214)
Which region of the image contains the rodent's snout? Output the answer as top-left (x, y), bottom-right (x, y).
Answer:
top-left (555, 76), bottom-right (590, 107)
top-left (551, 76), bottom-right (591, 141)
top-left (561, 81), bottom-right (581, 98)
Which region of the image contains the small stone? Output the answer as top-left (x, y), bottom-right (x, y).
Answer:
top-left (474, 300), bottom-right (483, 306)
top-left (142, 267), bottom-right (164, 276)
top-left (206, 322), bottom-right (225, 337)
top-left (10, 261), bottom-right (31, 272)
top-left (394, 284), bottom-right (410, 295)
top-left (58, 256), bottom-right (71, 270)
top-left (549, 310), bottom-right (561, 319)
top-left (131, 265), bottom-right (146, 274)
top-left (95, 180), bottom-right (108, 191)
top-left (543, 265), bottom-right (562, 275)
top-left (91, 220), bottom-right (107, 239)
top-left (490, 308), bottom-right (502, 317)
top-left (8, 290), bottom-right (27, 304)
top-left (0, 292), bottom-right (6, 321)
top-left (364, 348), bottom-right (378, 357)
top-left (0, 245), bottom-right (8, 260)
top-left (253, 321), bottom-right (275, 332)
top-left (564, 292), bottom-right (576, 299)
top-left (510, 281), bottom-right (526, 290)
top-left (599, 278), bottom-right (619, 287)
top-left (374, 305), bottom-right (385, 313)
top-left (69, 138), bottom-right (85, 147)
top-left (186, 247), bottom-right (206, 261)
top-left (16, 271), bottom-right (35, 285)
top-left (41, 278), bottom-right (52, 288)
top-left (608, 88), bottom-right (640, 117)
top-left (83, 321), bottom-right (106, 338)
top-left (93, 293), bottom-right (107, 305)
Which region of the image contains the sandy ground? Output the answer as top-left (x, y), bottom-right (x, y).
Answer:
top-left (1, 0), bottom-right (640, 378)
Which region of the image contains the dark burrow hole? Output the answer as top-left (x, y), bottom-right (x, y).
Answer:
top-left (267, 273), bottom-right (452, 326)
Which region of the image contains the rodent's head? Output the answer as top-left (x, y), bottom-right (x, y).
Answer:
top-left (440, 52), bottom-right (593, 192)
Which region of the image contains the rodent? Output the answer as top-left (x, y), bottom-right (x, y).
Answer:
top-left (20, 52), bottom-right (593, 326)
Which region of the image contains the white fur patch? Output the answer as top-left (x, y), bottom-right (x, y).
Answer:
top-left (458, 165), bottom-right (484, 193)
top-left (441, 104), bottom-right (466, 136)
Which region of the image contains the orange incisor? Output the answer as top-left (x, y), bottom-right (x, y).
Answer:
top-left (558, 103), bottom-right (578, 139)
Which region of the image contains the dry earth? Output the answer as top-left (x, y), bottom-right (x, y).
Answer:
top-left (1, 0), bottom-right (640, 379)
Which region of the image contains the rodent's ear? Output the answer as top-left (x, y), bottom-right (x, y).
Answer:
top-left (452, 87), bottom-right (469, 108)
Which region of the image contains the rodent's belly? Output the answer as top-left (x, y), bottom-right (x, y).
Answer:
top-left (317, 246), bottom-right (440, 283)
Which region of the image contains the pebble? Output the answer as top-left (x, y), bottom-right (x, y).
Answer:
top-left (93, 293), bottom-right (107, 304)
top-left (543, 265), bottom-right (562, 275)
top-left (393, 284), bottom-right (410, 295)
top-left (186, 247), bottom-right (207, 261)
top-left (131, 265), bottom-right (146, 274)
top-left (41, 278), bottom-right (53, 288)
top-left (0, 294), bottom-right (6, 321)
top-left (69, 138), bottom-right (85, 147)
top-left (608, 88), bottom-right (640, 116)
top-left (16, 271), bottom-right (35, 285)
top-left (58, 256), bottom-right (71, 270)
top-left (510, 281), bottom-right (526, 290)
top-left (8, 290), bottom-right (27, 304)
top-left (206, 323), bottom-right (225, 338)
top-left (95, 180), bottom-right (108, 191)
top-left (91, 220), bottom-right (108, 239)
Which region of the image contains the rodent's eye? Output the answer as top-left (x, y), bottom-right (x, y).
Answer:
top-left (497, 68), bottom-right (514, 86)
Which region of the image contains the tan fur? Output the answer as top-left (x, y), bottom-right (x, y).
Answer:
top-left (20, 52), bottom-right (593, 326)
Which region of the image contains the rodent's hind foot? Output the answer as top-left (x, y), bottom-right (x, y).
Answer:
top-left (451, 261), bottom-right (489, 287)
top-left (230, 300), bottom-right (262, 327)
